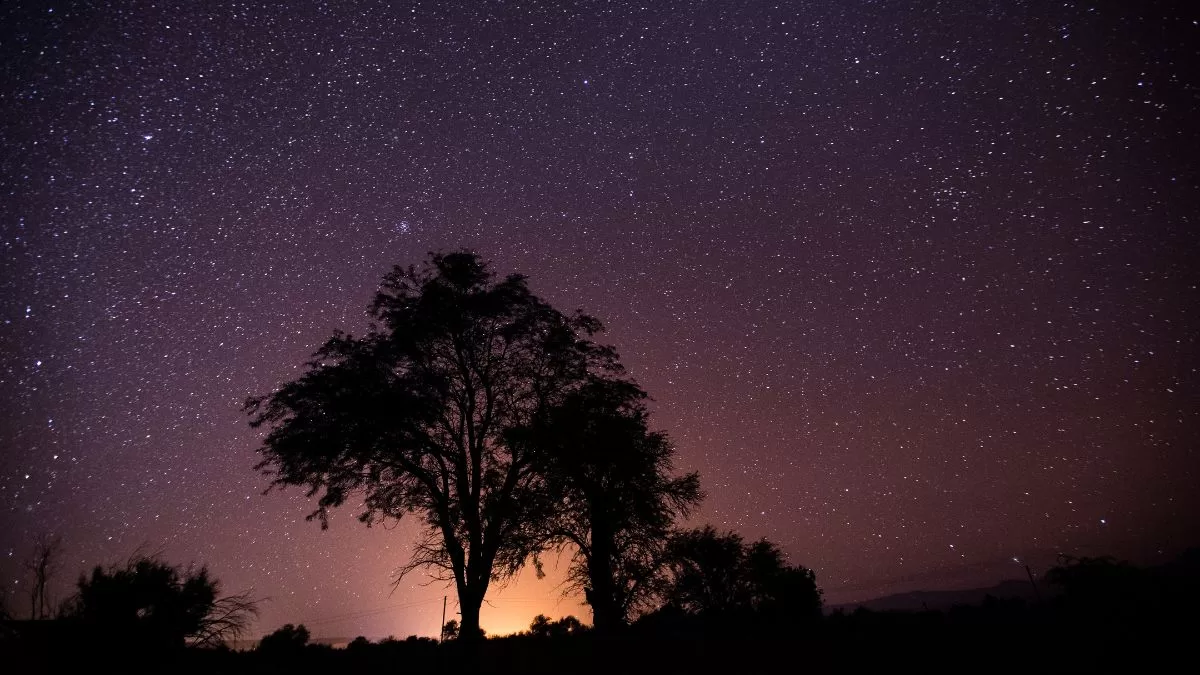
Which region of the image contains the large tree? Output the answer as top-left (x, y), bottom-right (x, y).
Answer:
top-left (518, 377), bottom-right (701, 633)
top-left (246, 252), bottom-right (617, 638)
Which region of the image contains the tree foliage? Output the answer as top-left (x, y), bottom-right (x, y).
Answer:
top-left (662, 527), bottom-right (822, 622)
top-left (246, 251), bottom-right (618, 638)
top-left (528, 614), bottom-right (585, 638)
top-left (64, 554), bottom-right (256, 650)
top-left (1045, 554), bottom-right (1153, 619)
top-left (257, 623), bottom-right (311, 654)
top-left (519, 377), bottom-right (701, 631)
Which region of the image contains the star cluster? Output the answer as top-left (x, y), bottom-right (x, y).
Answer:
top-left (2, 1), bottom-right (1197, 638)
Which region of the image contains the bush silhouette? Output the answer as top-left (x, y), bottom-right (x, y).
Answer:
top-left (528, 614), bottom-right (586, 638)
top-left (656, 526), bottom-right (822, 626)
top-left (62, 553), bottom-right (255, 651)
top-left (257, 622), bottom-right (310, 654)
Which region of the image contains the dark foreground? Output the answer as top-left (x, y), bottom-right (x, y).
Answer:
top-left (4, 602), bottom-right (1196, 674)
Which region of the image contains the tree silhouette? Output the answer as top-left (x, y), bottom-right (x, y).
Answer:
top-left (743, 539), bottom-right (823, 622)
top-left (550, 615), bottom-right (585, 637)
top-left (663, 527), bottom-right (822, 622)
top-left (247, 251), bottom-right (618, 639)
top-left (528, 613), bottom-right (553, 637)
top-left (517, 377), bottom-right (701, 633)
top-left (441, 618), bottom-right (459, 641)
top-left (528, 613), bottom-right (585, 637)
top-left (1045, 554), bottom-right (1150, 619)
top-left (64, 554), bottom-right (256, 650)
top-left (665, 527), bottom-right (746, 616)
top-left (24, 534), bottom-right (62, 620)
top-left (257, 622), bottom-right (310, 654)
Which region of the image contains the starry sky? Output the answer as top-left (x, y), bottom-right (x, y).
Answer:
top-left (2, 0), bottom-right (1197, 639)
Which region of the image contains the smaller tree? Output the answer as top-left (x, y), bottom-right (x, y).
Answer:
top-left (528, 614), bottom-right (586, 637)
top-left (665, 527), bottom-right (745, 616)
top-left (550, 615), bottom-right (585, 637)
top-left (1045, 554), bottom-right (1150, 619)
top-left (662, 527), bottom-right (822, 623)
top-left (528, 613), bottom-right (553, 637)
top-left (522, 377), bottom-right (701, 633)
top-left (441, 618), bottom-right (459, 641)
top-left (65, 554), bottom-right (257, 650)
top-left (24, 534), bottom-right (62, 620)
top-left (257, 623), bottom-right (311, 654)
top-left (744, 539), bottom-right (822, 622)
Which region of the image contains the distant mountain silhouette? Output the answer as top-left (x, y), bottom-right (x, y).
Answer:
top-left (830, 579), bottom-right (1043, 613)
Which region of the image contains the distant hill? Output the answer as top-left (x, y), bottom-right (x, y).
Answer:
top-left (829, 579), bottom-right (1045, 613)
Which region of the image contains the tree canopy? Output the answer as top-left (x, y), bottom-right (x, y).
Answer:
top-left (528, 614), bottom-right (586, 638)
top-left (661, 527), bottom-right (822, 623)
top-left (257, 623), bottom-right (311, 654)
top-left (246, 251), bottom-right (620, 638)
top-left (64, 554), bottom-right (256, 650)
top-left (518, 376), bottom-right (702, 631)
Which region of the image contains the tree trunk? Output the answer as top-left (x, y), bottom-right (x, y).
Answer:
top-left (450, 584), bottom-right (485, 672)
top-left (590, 591), bottom-right (622, 634)
top-left (588, 517), bottom-right (623, 634)
top-left (457, 576), bottom-right (489, 641)
top-left (459, 597), bottom-right (483, 641)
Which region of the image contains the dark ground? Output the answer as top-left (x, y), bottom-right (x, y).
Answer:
top-left (4, 602), bottom-right (1195, 674)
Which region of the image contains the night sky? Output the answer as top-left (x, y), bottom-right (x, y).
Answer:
top-left (3, 0), bottom-right (1197, 639)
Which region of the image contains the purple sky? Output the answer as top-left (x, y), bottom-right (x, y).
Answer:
top-left (3, 0), bottom-right (1197, 638)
